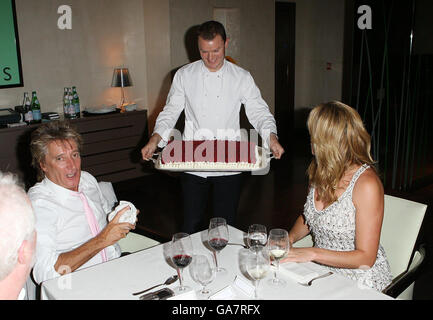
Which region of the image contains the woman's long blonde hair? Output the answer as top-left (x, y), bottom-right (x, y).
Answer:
top-left (307, 101), bottom-right (375, 205)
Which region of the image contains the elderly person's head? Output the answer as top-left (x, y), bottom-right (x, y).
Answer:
top-left (30, 121), bottom-right (82, 191)
top-left (307, 101), bottom-right (375, 204)
top-left (0, 172), bottom-right (36, 299)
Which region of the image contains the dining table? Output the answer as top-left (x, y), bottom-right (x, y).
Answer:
top-left (40, 225), bottom-right (394, 300)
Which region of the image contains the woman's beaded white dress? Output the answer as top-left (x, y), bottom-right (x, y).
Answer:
top-left (303, 164), bottom-right (392, 291)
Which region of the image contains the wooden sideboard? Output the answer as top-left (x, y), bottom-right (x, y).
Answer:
top-left (0, 110), bottom-right (149, 189)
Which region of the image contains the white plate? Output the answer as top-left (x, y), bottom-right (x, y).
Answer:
top-left (154, 146), bottom-right (271, 172)
top-left (125, 104), bottom-right (137, 112)
top-left (84, 105), bottom-right (117, 114)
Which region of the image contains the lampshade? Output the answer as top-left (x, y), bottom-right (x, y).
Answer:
top-left (111, 68), bottom-right (133, 87)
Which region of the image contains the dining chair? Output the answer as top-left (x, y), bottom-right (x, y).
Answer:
top-left (98, 181), bottom-right (160, 253)
top-left (292, 194), bottom-right (427, 299)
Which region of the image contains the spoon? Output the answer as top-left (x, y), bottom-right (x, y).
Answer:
top-left (132, 275), bottom-right (178, 295)
top-left (298, 272), bottom-right (333, 287)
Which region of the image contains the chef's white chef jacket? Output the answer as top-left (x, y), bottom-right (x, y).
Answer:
top-left (153, 59), bottom-right (278, 178)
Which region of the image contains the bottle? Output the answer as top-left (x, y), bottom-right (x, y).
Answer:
top-left (68, 88), bottom-right (77, 119)
top-left (23, 92), bottom-right (33, 124)
top-left (30, 91), bottom-right (42, 123)
top-left (63, 88), bottom-right (76, 119)
top-left (23, 92), bottom-right (33, 123)
top-left (72, 86), bottom-right (81, 118)
top-left (63, 87), bottom-right (71, 118)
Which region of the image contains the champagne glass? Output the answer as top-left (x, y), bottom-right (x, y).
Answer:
top-left (246, 249), bottom-right (270, 299)
top-left (247, 224), bottom-right (267, 253)
top-left (267, 228), bottom-right (289, 287)
top-left (208, 217), bottom-right (229, 275)
top-left (171, 232), bottom-right (193, 293)
top-left (190, 253), bottom-right (216, 298)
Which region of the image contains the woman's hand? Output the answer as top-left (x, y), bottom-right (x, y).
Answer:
top-left (281, 247), bottom-right (317, 264)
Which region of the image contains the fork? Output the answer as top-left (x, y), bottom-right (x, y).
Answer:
top-left (298, 271), bottom-right (333, 286)
top-left (227, 242), bottom-right (248, 249)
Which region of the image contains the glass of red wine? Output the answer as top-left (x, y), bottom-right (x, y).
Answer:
top-left (171, 232), bottom-right (193, 293)
top-left (208, 217), bottom-right (229, 275)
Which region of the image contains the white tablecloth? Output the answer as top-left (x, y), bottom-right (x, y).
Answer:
top-left (41, 226), bottom-right (393, 300)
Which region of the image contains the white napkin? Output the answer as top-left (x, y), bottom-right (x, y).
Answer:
top-left (107, 200), bottom-right (137, 224)
top-left (279, 262), bottom-right (321, 283)
top-left (209, 286), bottom-right (236, 300)
top-left (167, 289), bottom-right (197, 300)
top-left (233, 276), bottom-right (255, 297)
top-left (208, 276), bottom-right (255, 300)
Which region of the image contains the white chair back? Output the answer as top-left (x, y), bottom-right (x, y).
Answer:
top-left (98, 181), bottom-right (118, 210)
top-left (118, 231), bottom-right (160, 253)
top-left (381, 195), bottom-right (426, 278)
top-left (292, 233), bottom-right (313, 248)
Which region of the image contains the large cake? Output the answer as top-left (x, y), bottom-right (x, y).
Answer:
top-left (158, 140), bottom-right (260, 170)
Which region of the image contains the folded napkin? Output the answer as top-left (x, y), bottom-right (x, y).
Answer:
top-left (167, 289), bottom-right (197, 300)
top-left (279, 262), bottom-right (323, 283)
top-left (208, 286), bottom-right (236, 300)
top-left (209, 276), bottom-right (255, 300)
top-left (107, 200), bottom-right (137, 224)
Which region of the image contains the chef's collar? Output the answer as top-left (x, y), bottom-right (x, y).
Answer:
top-left (201, 59), bottom-right (227, 75)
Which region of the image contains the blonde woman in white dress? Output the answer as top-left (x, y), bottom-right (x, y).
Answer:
top-left (284, 101), bottom-right (392, 291)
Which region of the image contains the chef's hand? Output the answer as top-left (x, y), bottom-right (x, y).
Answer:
top-left (269, 134), bottom-right (285, 159)
top-left (141, 134), bottom-right (162, 160)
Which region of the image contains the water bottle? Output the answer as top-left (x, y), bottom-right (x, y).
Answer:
top-left (63, 87), bottom-right (71, 118)
top-left (72, 86), bottom-right (81, 118)
top-left (23, 92), bottom-right (33, 124)
top-left (68, 88), bottom-right (77, 119)
top-left (30, 91), bottom-right (42, 123)
top-left (63, 88), bottom-right (76, 119)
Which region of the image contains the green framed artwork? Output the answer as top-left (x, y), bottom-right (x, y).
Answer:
top-left (0, 0), bottom-right (23, 88)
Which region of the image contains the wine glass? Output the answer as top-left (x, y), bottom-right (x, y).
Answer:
top-left (247, 224), bottom-right (267, 253)
top-left (208, 217), bottom-right (229, 275)
top-left (246, 249), bottom-right (270, 299)
top-left (171, 232), bottom-right (193, 293)
top-left (190, 253), bottom-right (216, 298)
top-left (267, 228), bottom-right (289, 287)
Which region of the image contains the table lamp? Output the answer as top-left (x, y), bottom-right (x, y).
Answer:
top-left (111, 67), bottom-right (133, 112)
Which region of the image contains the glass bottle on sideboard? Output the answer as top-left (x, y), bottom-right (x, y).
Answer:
top-left (63, 87), bottom-right (69, 118)
top-left (63, 87), bottom-right (70, 118)
top-left (30, 91), bottom-right (41, 123)
top-left (72, 86), bottom-right (81, 118)
top-left (68, 88), bottom-right (76, 119)
top-left (63, 87), bottom-right (76, 119)
top-left (23, 92), bottom-right (33, 124)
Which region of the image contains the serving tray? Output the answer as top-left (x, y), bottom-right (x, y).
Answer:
top-left (153, 146), bottom-right (272, 172)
